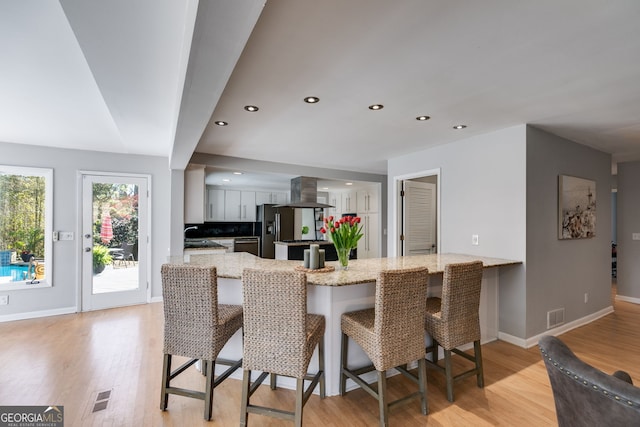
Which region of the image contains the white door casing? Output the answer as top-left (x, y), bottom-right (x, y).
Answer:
top-left (81, 173), bottom-right (150, 311)
top-left (401, 180), bottom-right (437, 255)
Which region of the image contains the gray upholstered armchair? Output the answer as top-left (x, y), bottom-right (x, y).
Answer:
top-left (539, 335), bottom-right (640, 426)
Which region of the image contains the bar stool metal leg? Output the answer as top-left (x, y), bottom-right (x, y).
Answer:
top-left (240, 370), bottom-right (251, 427)
top-left (378, 371), bottom-right (389, 427)
top-left (418, 358), bottom-right (428, 415)
top-left (340, 332), bottom-right (348, 396)
top-left (474, 340), bottom-right (484, 388)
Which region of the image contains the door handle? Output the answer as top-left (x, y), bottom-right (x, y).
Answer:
top-left (85, 247), bottom-right (92, 252)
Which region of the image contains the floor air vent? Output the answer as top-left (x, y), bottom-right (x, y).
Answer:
top-left (547, 308), bottom-right (565, 329)
top-left (92, 389), bottom-right (111, 413)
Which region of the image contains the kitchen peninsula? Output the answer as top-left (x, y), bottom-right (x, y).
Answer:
top-left (181, 252), bottom-right (521, 396)
top-left (183, 238), bottom-right (229, 262)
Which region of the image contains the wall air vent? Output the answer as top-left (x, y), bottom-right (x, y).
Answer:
top-left (547, 308), bottom-right (565, 329)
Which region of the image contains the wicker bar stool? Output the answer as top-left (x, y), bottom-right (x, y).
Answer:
top-left (340, 267), bottom-right (429, 427)
top-left (240, 269), bottom-right (325, 427)
top-left (424, 260), bottom-right (484, 402)
top-left (160, 264), bottom-right (243, 421)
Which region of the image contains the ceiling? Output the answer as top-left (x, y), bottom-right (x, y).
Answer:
top-left (3, 1), bottom-right (640, 179)
top-left (203, 167), bottom-right (372, 192)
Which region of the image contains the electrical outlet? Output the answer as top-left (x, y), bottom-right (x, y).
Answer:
top-left (584, 293), bottom-right (588, 303)
top-left (0, 295), bottom-right (8, 305)
top-left (472, 234), bottom-right (479, 246)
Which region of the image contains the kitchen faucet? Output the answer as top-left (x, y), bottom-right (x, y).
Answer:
top-left (184, 225), bottom-right (198, 234)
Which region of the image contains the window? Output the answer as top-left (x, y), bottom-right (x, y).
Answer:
top-left (0, 165), bottom-right (53, 289)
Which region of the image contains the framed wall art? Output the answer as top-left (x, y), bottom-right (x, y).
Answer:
top-left (558, 175), bottom-right (596, 239)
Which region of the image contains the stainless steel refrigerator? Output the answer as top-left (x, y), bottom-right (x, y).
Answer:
top-left (257, 204), bottom-right (295, 258)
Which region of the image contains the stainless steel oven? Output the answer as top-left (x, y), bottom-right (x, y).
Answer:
top-left (233, 237), bottom-right (260, 256)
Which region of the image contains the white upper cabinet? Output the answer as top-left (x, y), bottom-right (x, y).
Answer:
top-left (272, 191), bottom-right (289, 204)
top-left (224, 190), bottom-right (242, 221)
top-left (241, 191), bottom-right (256, 221)
top-left (255, 191), bottom-right (289, 205)
top-left (356, 187), bottom-right (379, 213)
top-left (255, 191), bottom-right (271, 205)
top-left (341, 190), bottom-right (356, 213)
top-left (207, 188), bottom-right (225, 221)
top-left (207, 189), bottom-right (256, 222)
top-left (325, 192), bottom-right (342, 217)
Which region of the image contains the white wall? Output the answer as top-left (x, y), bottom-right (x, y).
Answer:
top-left (526, 126), bottom-right (612, 337)
top-left (388, 125), bottom-right (528, 337)
top-left (0, 141), bottom-right (171, 319)
top-left (616, 160), bottom-right (640, 300)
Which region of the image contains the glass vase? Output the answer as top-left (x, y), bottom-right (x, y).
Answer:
top-left (336, 247), bottom-right (350, 270)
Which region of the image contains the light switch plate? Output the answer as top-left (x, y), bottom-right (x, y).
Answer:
top-left (472, 234), bottom-right (479, 245)
top-left (633, 233), bottom-right (640, 241)
top-left (0, 295), bottom-right (8, 305)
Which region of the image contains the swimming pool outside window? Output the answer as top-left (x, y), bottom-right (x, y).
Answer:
top-left (0, 165), bottom-right (53, 290)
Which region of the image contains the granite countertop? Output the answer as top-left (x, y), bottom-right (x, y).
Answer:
top-left (274, 240), bottom-right (333, 246)
top-left (184, 246), bottom-right (227, 252)
top-left (184, 239), bottom-right (226, 249)
top-left (181, 252), bottom-right (521, 286)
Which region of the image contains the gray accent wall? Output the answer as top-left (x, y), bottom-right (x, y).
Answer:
top-left (616, 161), bottom-right (640, 299)
top-left (526, 126), bottom-right (612, 337)
top-left (0, 141), bottom-right (171, 318)
top-left (388, 124), bottom-right (615, 341)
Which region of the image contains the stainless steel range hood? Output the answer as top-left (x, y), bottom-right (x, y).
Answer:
top-left (274, 176), bottom-right (334, 208)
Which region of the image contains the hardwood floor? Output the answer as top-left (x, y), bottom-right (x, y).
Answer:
top-left (1, 286), bottom-right (637, 426)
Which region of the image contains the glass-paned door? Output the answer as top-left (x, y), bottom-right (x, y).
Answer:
top-left (81, 174), bottom-right (149, 311)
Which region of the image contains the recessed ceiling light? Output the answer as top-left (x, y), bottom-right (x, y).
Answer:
top-left (416, 116), bottom-right (431, 121)
top-left (304, 96), bottom-right (320, 103)
top-left (233, 172), bottom-right (243, 175)
top-left (322, 187), bottom-right (329, 190)
top-left (222, 179), bottom-right (230, 182)
top-left (345, 182), bottom-right (353, 186)
top-left (215, 121), bottom-right (228, 126)
top-left (368, 104), bottom-right (384, 110)
top-left (453, 124), bottom-right (467, 129)
top-left (244, 105), bottom-right (259, 112)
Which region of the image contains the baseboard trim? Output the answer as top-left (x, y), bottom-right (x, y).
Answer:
top-left (498, 305), bottom-right (614, 349)
top-left (0, 306), bottom-right (77, 323)
top-left (615, 294), bottom-right (640, 304)
top-left (151, 296), bottom-right (163, 303)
